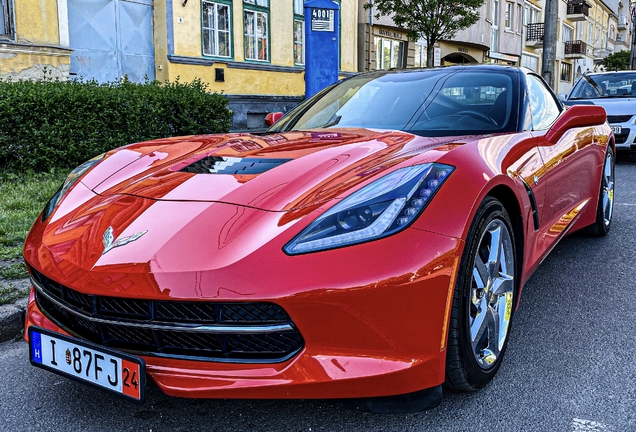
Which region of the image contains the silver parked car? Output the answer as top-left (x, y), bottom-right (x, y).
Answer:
top-left (564, 71), bottom-right (636, 150)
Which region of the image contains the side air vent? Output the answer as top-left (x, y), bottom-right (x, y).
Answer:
top-left (182, 157), bottom-right (292, 175)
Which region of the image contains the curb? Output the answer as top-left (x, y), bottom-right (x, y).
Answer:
top-left (0, 297), bottom-right (28, 343)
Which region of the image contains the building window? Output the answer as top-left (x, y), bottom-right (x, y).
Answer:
top-left (413, 38), bottom-right (427, 67)
top-left (562, 23), bottom-right (573, 42)
top-left (602, 31), bottom-right (607, 48)
top-left (374, 37), bottom-right (404, 69)
top-left (0, 0), bottom-right (14, 39)
top-left (244, 0), bottom-right (269, 61)
top-left (505, 2), bottom-right (512, 30)
top-left (525, 5), bottom-right (539, 25)
top-left (293, 19), bottom-right (304, 65)
top-left (595, 25), bottom-right (600, 46)
top-left (516, 4), bottom-right (522, 32)
top-left (293, 0), bottom-right (303, 14)
top-left (560, 62), bottom-right (572, 82)
top-left (293, 0), bottom-right (304, 65)
top-left (202, 1), bottom-right (232, 58)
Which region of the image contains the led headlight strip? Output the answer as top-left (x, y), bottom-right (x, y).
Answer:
top-left (284, 163), bottom-right (454, 254)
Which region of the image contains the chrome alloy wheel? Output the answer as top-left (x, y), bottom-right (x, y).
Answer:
top-left (601, 151), bottom-right (615, 228)
top-left (469, 219), bottom-right (515, 369)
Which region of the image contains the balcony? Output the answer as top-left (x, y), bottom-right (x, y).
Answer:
top-left (565, 40), bottom-right (588, 58)
top-left (618, 15), bottom-right (628, 30)
top-left (566, 1), bottom-right (590, 22)
top-left (593, 47), bottom-right (612, 61)
top-left (616, 33), bottom-right (629, 48)
top-left (526, 23), bottom-right (544, 47)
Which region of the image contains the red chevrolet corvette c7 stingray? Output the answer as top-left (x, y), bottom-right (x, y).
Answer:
top-left (23, 65), bottom-right (614, 412)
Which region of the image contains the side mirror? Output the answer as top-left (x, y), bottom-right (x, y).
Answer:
top-left (557, 93), bottom-right (567, 102)
top-left (265, 112), bottom-right (284, 127)
top-left (546, 104), bottom-right (606, 143)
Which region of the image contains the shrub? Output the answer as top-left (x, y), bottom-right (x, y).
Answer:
top-left (601, 50), bottom-right (631, 71)
top-left (0, 77), bottom-right (232, 173)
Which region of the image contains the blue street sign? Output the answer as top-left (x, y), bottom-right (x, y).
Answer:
top-left (304, 0), bottom-right (340, 98)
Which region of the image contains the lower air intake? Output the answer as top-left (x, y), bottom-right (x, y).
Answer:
top-left (30, 268), bottom-right (304, 362)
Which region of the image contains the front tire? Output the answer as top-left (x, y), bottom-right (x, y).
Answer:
top-left (445, 197), bottom-right (516, 391)
top-left (585, 147), bottom-right (615, 237)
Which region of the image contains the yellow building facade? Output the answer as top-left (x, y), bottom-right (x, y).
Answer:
top-left (156, 0), bottom-right (358, 130)
top-left (0, 0), bottom-right (71, 80)
top-left (1, 0), bottom-right (357, 130)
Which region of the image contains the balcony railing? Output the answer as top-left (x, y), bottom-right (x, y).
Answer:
top-left (565, 40), bottom-right (588, 56)
top-left (593, 47), bottom-right (612, 59)
top-left (616, 33), bottom-right (628, 45)
top-left (566, 1), bottom-right (590, 18)
top-left (526, 23), bottom-right (544, 44)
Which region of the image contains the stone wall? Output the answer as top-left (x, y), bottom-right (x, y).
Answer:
top-left (0, 43), bottom-right (72, 81)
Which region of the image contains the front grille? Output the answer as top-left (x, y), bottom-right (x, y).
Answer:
top-left (155, 301), bottom-right (217, 323)
top-left (223, 303), bottom-right (291, 322)
top-left (607, 115), bottom-right (632, 123)
top-left (99, 297), bottom-right (148, 318)
top-left (30, 268), bottom-right (304, 362)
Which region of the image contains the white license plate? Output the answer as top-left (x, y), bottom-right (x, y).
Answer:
top-left (611, 126), bottom-right (622, 134)
top-left (29, 326), bottom-right (145, 402)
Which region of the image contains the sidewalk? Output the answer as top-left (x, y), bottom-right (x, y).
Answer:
top-left (0, 269), bottom-right (29, 342)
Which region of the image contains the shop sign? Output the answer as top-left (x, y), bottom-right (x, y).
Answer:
top-left (378, 29), bottom-right (404, 39)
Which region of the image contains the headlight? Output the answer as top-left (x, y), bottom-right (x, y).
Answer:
top-left (284, 163), bottom-right (454, 254)
top-left (42, 153), bottom-right (106, 221)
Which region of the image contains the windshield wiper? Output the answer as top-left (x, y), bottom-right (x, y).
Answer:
top-left (322, 116), bottom-right (342, 128)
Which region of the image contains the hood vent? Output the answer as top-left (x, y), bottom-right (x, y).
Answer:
top-left (181, 156), bottom-right (292, 175)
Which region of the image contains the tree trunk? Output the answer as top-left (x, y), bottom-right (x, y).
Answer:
top-left (426, 42), bottom-right (435, 68)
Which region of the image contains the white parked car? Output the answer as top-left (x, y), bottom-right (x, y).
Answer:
top-left (564, 71), bottom-right (636, 150)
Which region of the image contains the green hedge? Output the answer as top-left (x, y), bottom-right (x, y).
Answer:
top-left (0, 78), bottom-right (233, 173)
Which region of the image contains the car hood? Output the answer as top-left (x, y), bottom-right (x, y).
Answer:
top-left (80, 129), bottom-right (466, 212)
top-left (568, 97), bottom-right (636, 116)
top-left (32, 129), bottom-right (473, 276)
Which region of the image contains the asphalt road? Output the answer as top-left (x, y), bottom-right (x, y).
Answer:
top-left (1, 153), bottom-right (635, 432)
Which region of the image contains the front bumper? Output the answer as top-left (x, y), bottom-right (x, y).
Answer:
top-left (610, 121), bottom-right (636, 150)
top-left (24, 228), bottom-right (463, 400)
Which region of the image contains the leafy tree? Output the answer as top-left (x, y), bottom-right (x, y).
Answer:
top-left (365, 0), bottom-right (484, 67)
top-left (602, 50), bottom-right (631, 71)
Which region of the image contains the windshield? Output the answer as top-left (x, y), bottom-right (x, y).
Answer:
top-left (570, 72), bottom-right (636, 99)
top-left (270, 69), bottom-right (519, 137)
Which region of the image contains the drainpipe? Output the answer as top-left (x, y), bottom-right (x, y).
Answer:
top-left (368, 0), bottom-right (374, 71)
top-left (520, 0), bottom-right (526, 67)
top-left (631, 5), bottom-right (636, 69)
